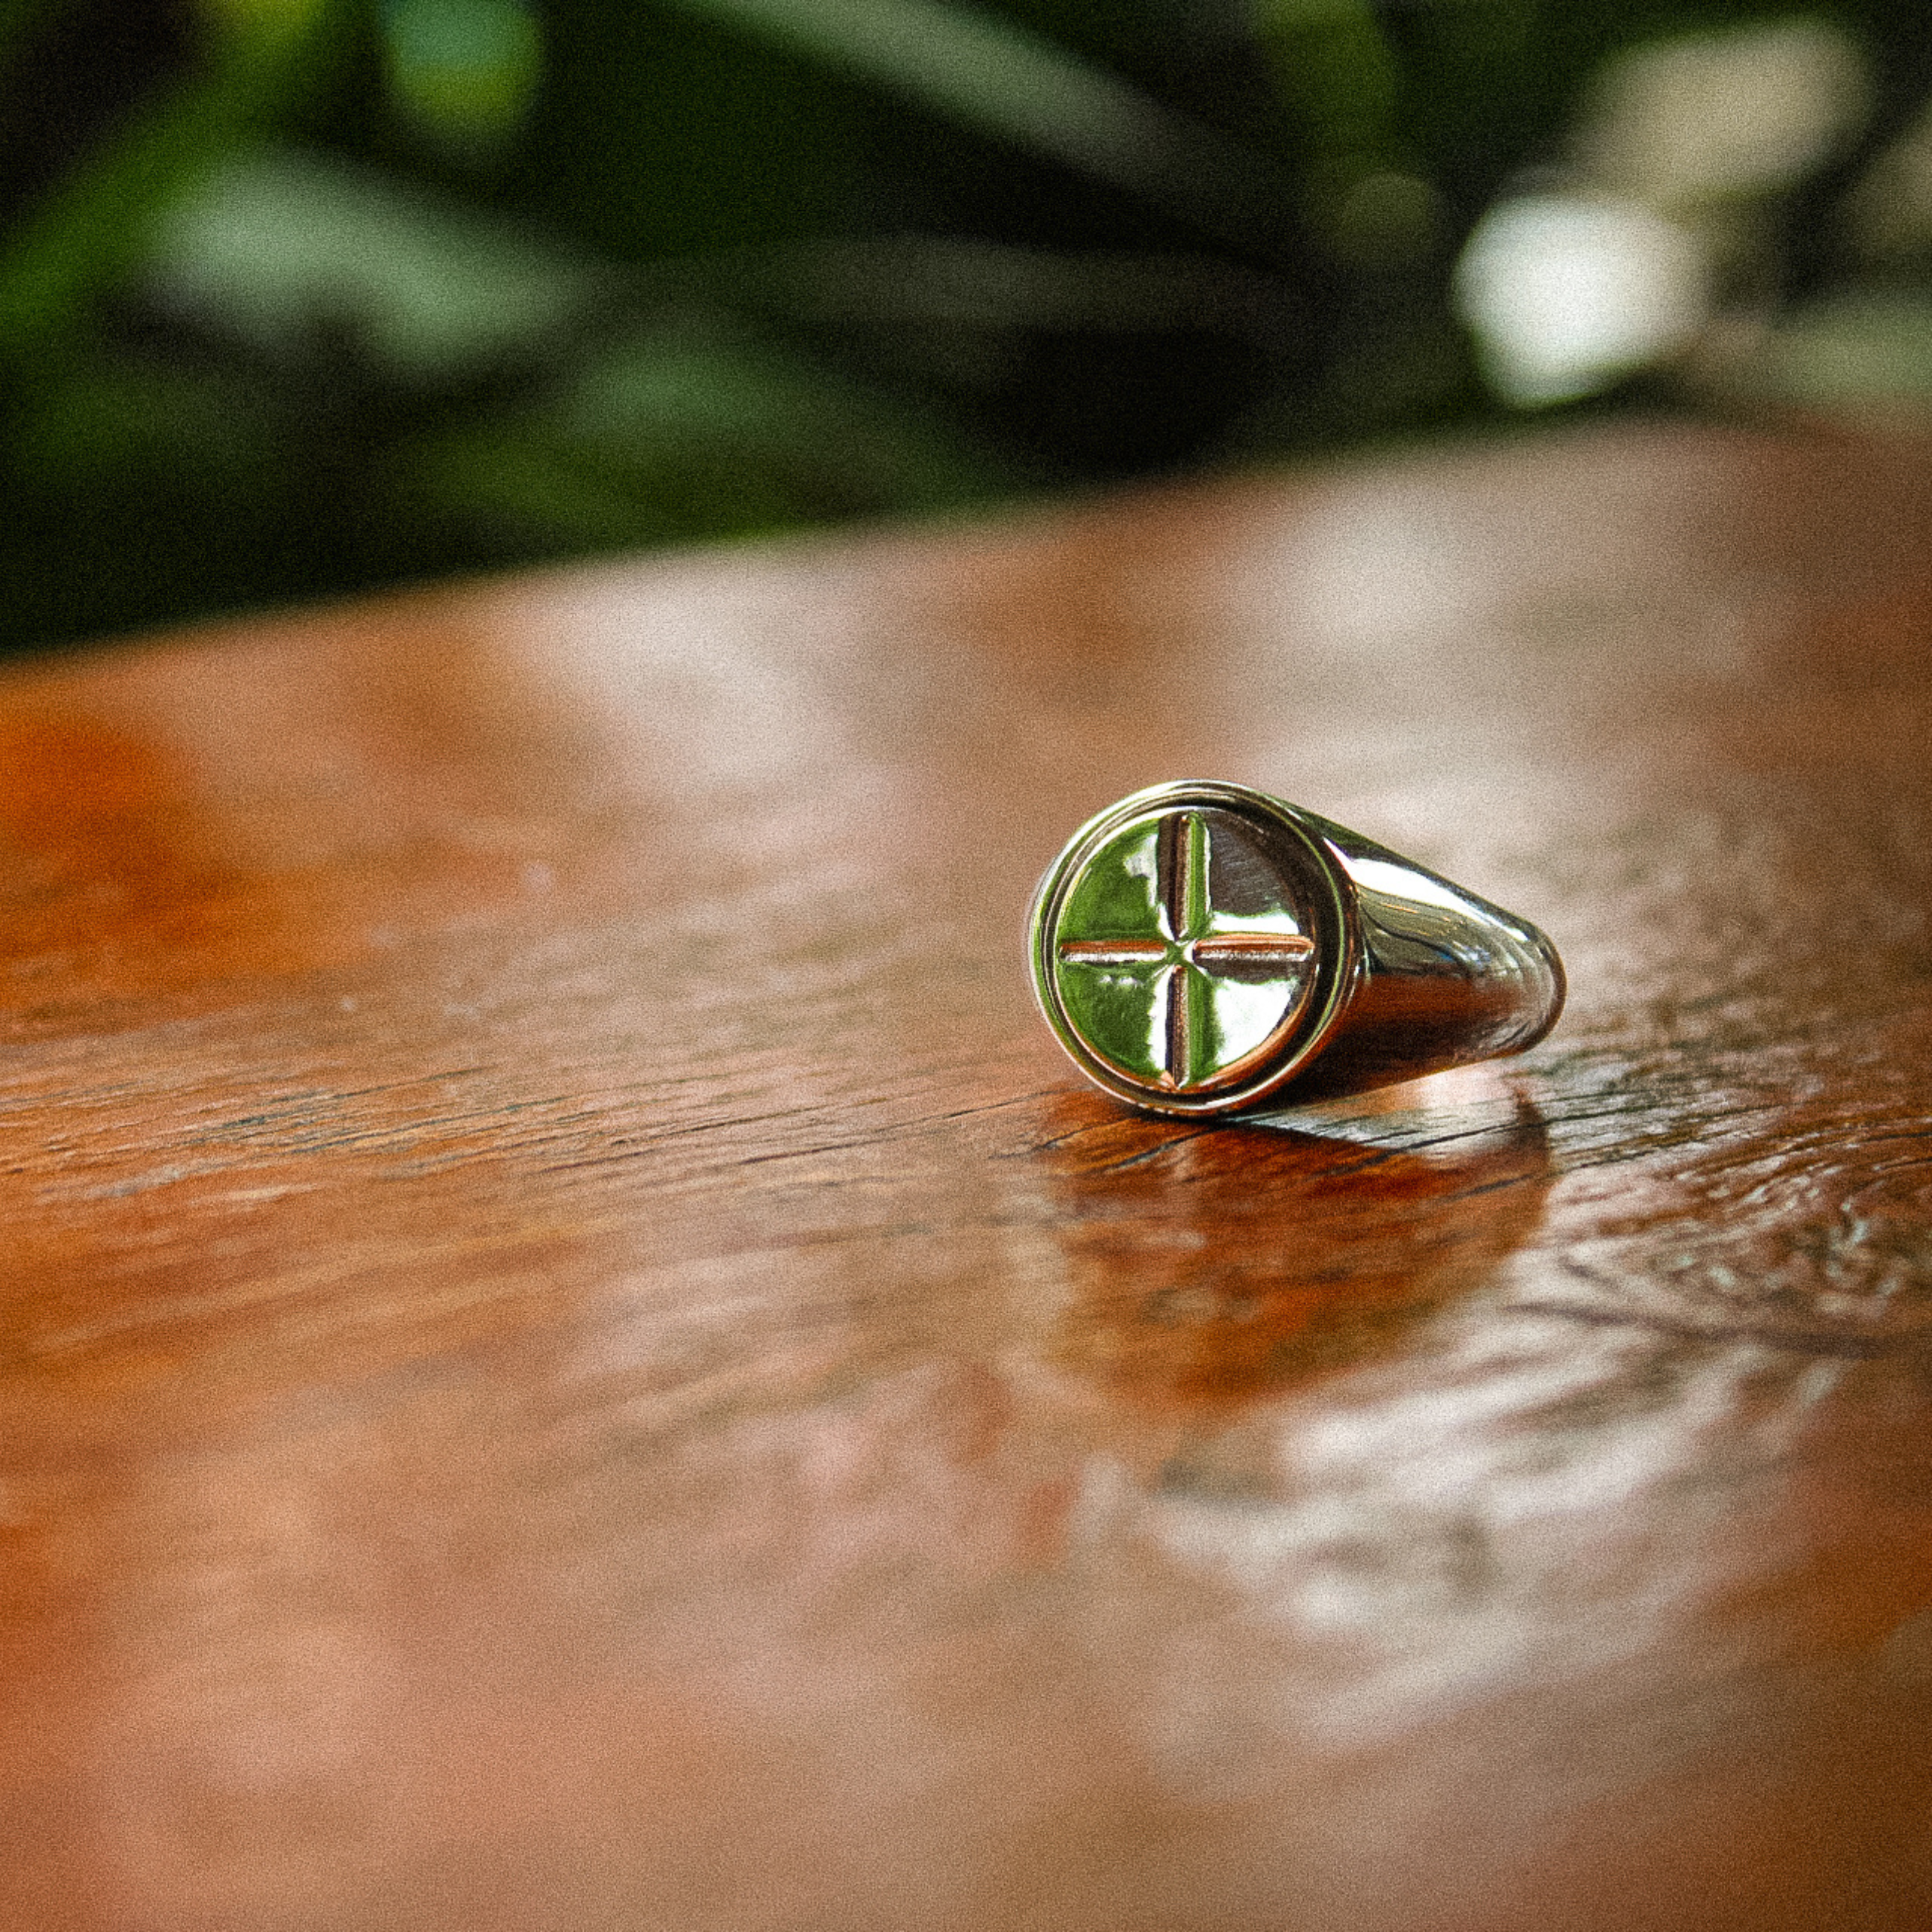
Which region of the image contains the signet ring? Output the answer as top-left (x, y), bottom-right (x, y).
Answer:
top-left (1027, 780), bottom-right (1564, 1118)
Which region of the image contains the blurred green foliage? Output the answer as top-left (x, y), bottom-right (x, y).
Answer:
top-left (1, 0), bottom-right (1927, 652)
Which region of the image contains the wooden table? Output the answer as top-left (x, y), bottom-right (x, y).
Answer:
top-left (5, 421), bottom-right (1931, 1931)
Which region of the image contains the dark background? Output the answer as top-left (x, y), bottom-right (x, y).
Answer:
top-left (2, 0), bottom-right (1927, 655)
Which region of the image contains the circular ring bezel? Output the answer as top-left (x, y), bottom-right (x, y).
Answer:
top-left (1027, 780), bottom-right (1363, 1116)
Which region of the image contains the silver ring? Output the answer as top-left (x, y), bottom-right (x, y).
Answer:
top-left (1027, 780), bottom-right (1564, 1117)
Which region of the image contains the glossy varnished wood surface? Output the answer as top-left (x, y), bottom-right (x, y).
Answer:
top-left (5, 422), bottom-right (1932, 1930)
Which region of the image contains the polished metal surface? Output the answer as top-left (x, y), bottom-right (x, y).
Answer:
top-left (1028, 781), bottom-right (1565, 1116)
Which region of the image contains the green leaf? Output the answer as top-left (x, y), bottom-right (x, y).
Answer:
top-left (145, 145), bottom-right (603, 386)
top-left (0, 1), bottom-right (343, 356)
top-left (657, 0), bottom-right (1296, 252)
top-left (404, 325), bottom-right (1014, 549)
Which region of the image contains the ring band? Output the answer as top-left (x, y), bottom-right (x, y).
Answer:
top-left (1027, 780), bottom-right (1564, 1117)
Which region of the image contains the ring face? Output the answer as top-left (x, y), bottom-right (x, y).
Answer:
top-left (1030, 783), bottom-right (1357, 1116)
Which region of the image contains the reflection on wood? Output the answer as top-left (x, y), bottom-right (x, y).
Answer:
top-left (1034, 1088), bottom-right (1552, 1409)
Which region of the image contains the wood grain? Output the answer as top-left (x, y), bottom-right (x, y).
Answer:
top-left (5, 420), bottom-right (1932, 1930)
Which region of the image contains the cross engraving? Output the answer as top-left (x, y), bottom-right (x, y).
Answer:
top-left (1056, 810), bottom-right (1315, 1091)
